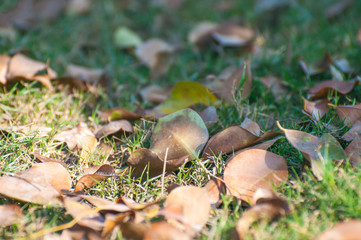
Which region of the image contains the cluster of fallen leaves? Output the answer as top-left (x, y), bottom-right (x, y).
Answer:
top-left (1, 0), bottom-right (361, 239)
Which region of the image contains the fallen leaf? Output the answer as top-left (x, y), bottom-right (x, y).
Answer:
top-left (232, 136), bottom-right (283, 157)
top-left (135, 38), bottom-right (174, 78)
top-left (56, 225), bottom-right (105, 240)
top-left (127, 148), bottom-right (166, 178)
top-left (316, 133), bottom-right (346, 172)
top-left (5, 53), bottom-right (57, 89)
top-left (205, 61), bottom-right (252, 102)
top-left (98, 107), bottom-right (142, 122)
top-left (199, 106), bottom-right (218, 127)
top-left (139, 84), bottom-right (171, 104)
top-left (161, 185), bottom-right (210, 233)
top-left (345, 135), bottom-right (361, 168)
top-left (188, 21), bottom-right (218, 46)
top-left (259, 76), bottom-right (286, 100)
top-left (0, 205), bottom-right (23, 227)
top-left (0, 55), bottom-right (10, 84)
top-left (74, 164), bottom-right (117, 192)
top-left (330, 65), bottom-right (344, 81)
top-left (155, 81), bottom-right (219, 115)
top-left (240, 118), bottom-right (261, 136)
top-left (202, 125), bottom-right (281, 157)
top-left (32, 152), bottom-right (67, 167)
top-left (333, 104), bottom-right (361, 126)
top-left (212, 23), bottom-right (255, 47)
top-left (0, 124), bottom-right (52, 137)
top-left (317, 220), bottom-right (361, 240)
top-left (307, 80), bottom-right (357, 99)
top-left (223, 149), bottom-right (288, 204)
top-left (342, 121), bottom-right (361, 141)
top-left (79, 135), bottom-right (98, 165)
top-left (203, 177), bottom-right (226, 208)
top-left (54, 123), bottom-right (95, 150)
top-left (0, 163), bottom-right (71, 204)
top-left (63, 198), bottom-right (105, 231)
top-left (299, 52), bottom-right (333, 76)
top-left (334, 58), bottom-right (353, 74)
top-left (303, 98), bottom-right (329, 121)
top-left (150, 108), bottom-right (209, 161)
top-left (144, 221), bottom-right (191, 240)
top-left (325, 0), bottom-right (354, 19)
top-left (95, 120), bottom-right (133, 140)
top-left (234, 188), bottom-right (290, 240)
top-left (113, 26), bottom-right (142, 49)
top-left (66, 0), bottom-right (92, 15)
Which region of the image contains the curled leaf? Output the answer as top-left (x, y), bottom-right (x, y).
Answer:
top-left (54, 122), bottom-right (95, 150)
top-left (299, 52), bottom-right (333, 76)
top-left (95, 120), bottom-right (133, 139)
top-left (223, 149), bottom-right (288, 204)
top-left (303, 98), bottom-right (329, 121)
top-left (32, 152), bottom-right (67, 167)
top-left (307, 80), bottom-right (357, 100)
top-left (98, 107), bottom-right (142, 122)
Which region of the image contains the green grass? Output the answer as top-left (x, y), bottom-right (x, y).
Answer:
top-left (1, 0), bottom-right (361, 239)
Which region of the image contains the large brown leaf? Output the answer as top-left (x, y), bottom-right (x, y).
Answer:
top-left (307, 80), bottom-right (357, 100)
top-left (0, 163), bottom-right (71, 204)
top-left (223, 149), bottom-right (288, 204)
top-left (161, 186), bottom-right (210, 233)
top-left (202, 125), bottom-right (281, 157)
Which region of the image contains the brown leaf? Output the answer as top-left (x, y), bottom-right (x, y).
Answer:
top-left (203, 177), bottom-right (226, 208)
top-left (0, 55), bottom-right (10, 84)
top-left (342, 121), bottom-right (361, 141)
top-left (74, 164), bottom-right (117, 192)
top-left (54, 123), bottom-right (95, 150)
top-left (345, 135), bottom-right (361, 168)
top-left (232, 136), bottom-right (283, 157)
top-left (161, 186), bottom-right (210, 233)
top-left (199, 106), bottom-right (218, 127)
top-left (0, 205), bottom-right (23, 227)
top-left (333, 104), bottom-right (361, 126)
top-left (212, 23), bottom-right (255, 47)
top-left (234, 188), bottom-right (290, 240)
top-left (32, 152), bottom-right (67, 167)
top-left (223, 149), bottom-right (288, 204)
top-left (66, 0), bottom-right (92, 15)
top-left (259, 76), bottom-right (286, 100)
top-left (150, 108), bottom-right (209, 161)
top-left (58, 224), bottom-right (105, 240)
top-left (299, 52), bottom-right (333, 76)
top-left (188, 21), bottom-right (218, 46)
top-left (135, 39), bottom-right (174, 78)
top-left (139, 84), bottom-right (171, 104)
top-left (206, 61), bottom-right (252, 102)
top-left (144, 221), bottom-right (191, 240)
top-left (63, 198), bottom-right (105, 231)
top-left (307, 80), bottom-right (357, 100)
top-left (317, 220), bottom-right (361, 240)
top-left (98, 107), bottom-right (142, 122)
top-left (0, 163), bottom-right (71, 204)
top-left (325, 0), bottom-right (354, 19)
top-left (303, 98), bottom-right (329, 121)
top-left (240, 118), bottom-right (261, 136)
top-left (202, 125), bottom-right (281, 157)
top-left (6, 53), bottom-right (57, 89)
top-left (95, 120), bottom-right (133, 139)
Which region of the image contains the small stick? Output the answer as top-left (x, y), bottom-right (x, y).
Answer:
top-left (161, 148), bottom-right (169, 196)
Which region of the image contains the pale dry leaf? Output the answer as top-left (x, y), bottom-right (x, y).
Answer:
top-left (0, 163), bottom-right (71, 205)
top-left (223, 149), bottom-right (288, 204)
top-left (240, 118), bottom-right (261, 136)
top-left (0, 124), bottom-right (52, 137)
top-left (317, 220), bottom-right (361, 240)
top-left (0, 205), bottom-right (23, 227)
top-left (199, 106), bottom-right (218, 127)
top-left (188, 21), bottom-right (218, 45)
top-left (139, 85), bottom-right (171, 104)
top-left (54, 123), bottom-right (94, 150)
top-left (144, 221), bottom-right (191, 240)
top-left (0, 54), bottom-right (10, 84)
top-left (95, 120), bottom-right (133, 139)
top-left (203, 177), bottom-right (226, 208)
top-left (162, 186), bottom-right (210, 233)
top-left (32, 152), bottom-right (67, 167)
top-left (212, 23), bottom-right (255, 47)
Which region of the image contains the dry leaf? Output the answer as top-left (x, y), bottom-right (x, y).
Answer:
top-left (317, 220), bottom-right (361, 240)
top-left (54, 123), bottom-right (95, 150)
top-left (206, 61), bottom-right (252, 102)
top-left (154, 81), bottom-right (219, 116)
top-left (57, 225), bottom-right (105, 240)
top-left (259, 76), bottom-right (286, 100)
top-left (63, 198), bottom-right (105, 231)
top-left (95, 120), bottom-right (133, 139)
top-left (161, 186), bottom-right (210, 233)
top-left (334, 58), bottom-right (353, 74)
top-left (0, 163), bottom-right (71, 204)
top-left (303, 98), bottom-right (329, 121)
top-left (342, 121), bottom-right (361, 141)
top-left (333, 104), bottom-right (361, 126)
top-left (307, 80), bottom-right (357, 100)
top-left (0, 55), bottom-right (10, 84)
top-left (299, 52), bottom-right (333, 76)
top-left (144, 221), bottom-right (191, 240)
top-left (240, 118), bottom-right (261, 136)
top-left (98, 107), bottom-right (142, 122)
top-left (150, 108), bottom-right (209, 161)
top-left (188, 21), bottom-right (218, 46)
top-left (0, 205), bottom-right (23, 227)
top-left (32, 152), bottom-right (67, 167)
top-left (127, 148), bottom-right (166, 178)
top-left (74, 164), bottom-right (117, 192)
top-left (0, 124), bottom-right (52, 137)
top-left (203, 177), bottom-right (226, 208)
top-left (234, 188), bottom-right (290, 240)
top-left (202, 125), bottom-right (281, 157)
top-left (139, 85), bottom-right (171, 104)
top-left (135, 38), bottom-right (174, 78)
top-left (199, 106), bottom-right (218, 127)
top-left (79, 135), bottom-right (98, 164)
top-left (212, 23), bottom-right (255, 47)
top-left (345, 135), bottom-right (361, 168)
top-left (325, 0), bottom-right (354, 19)
top-left (223, 149), bottom-right (288, 204)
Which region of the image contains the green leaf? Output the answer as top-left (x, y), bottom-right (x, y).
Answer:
top-left (113, 27), bottom-right (142, 49)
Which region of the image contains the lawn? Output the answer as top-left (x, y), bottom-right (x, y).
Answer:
top-left (1, 0), bottom-right (361, 239)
